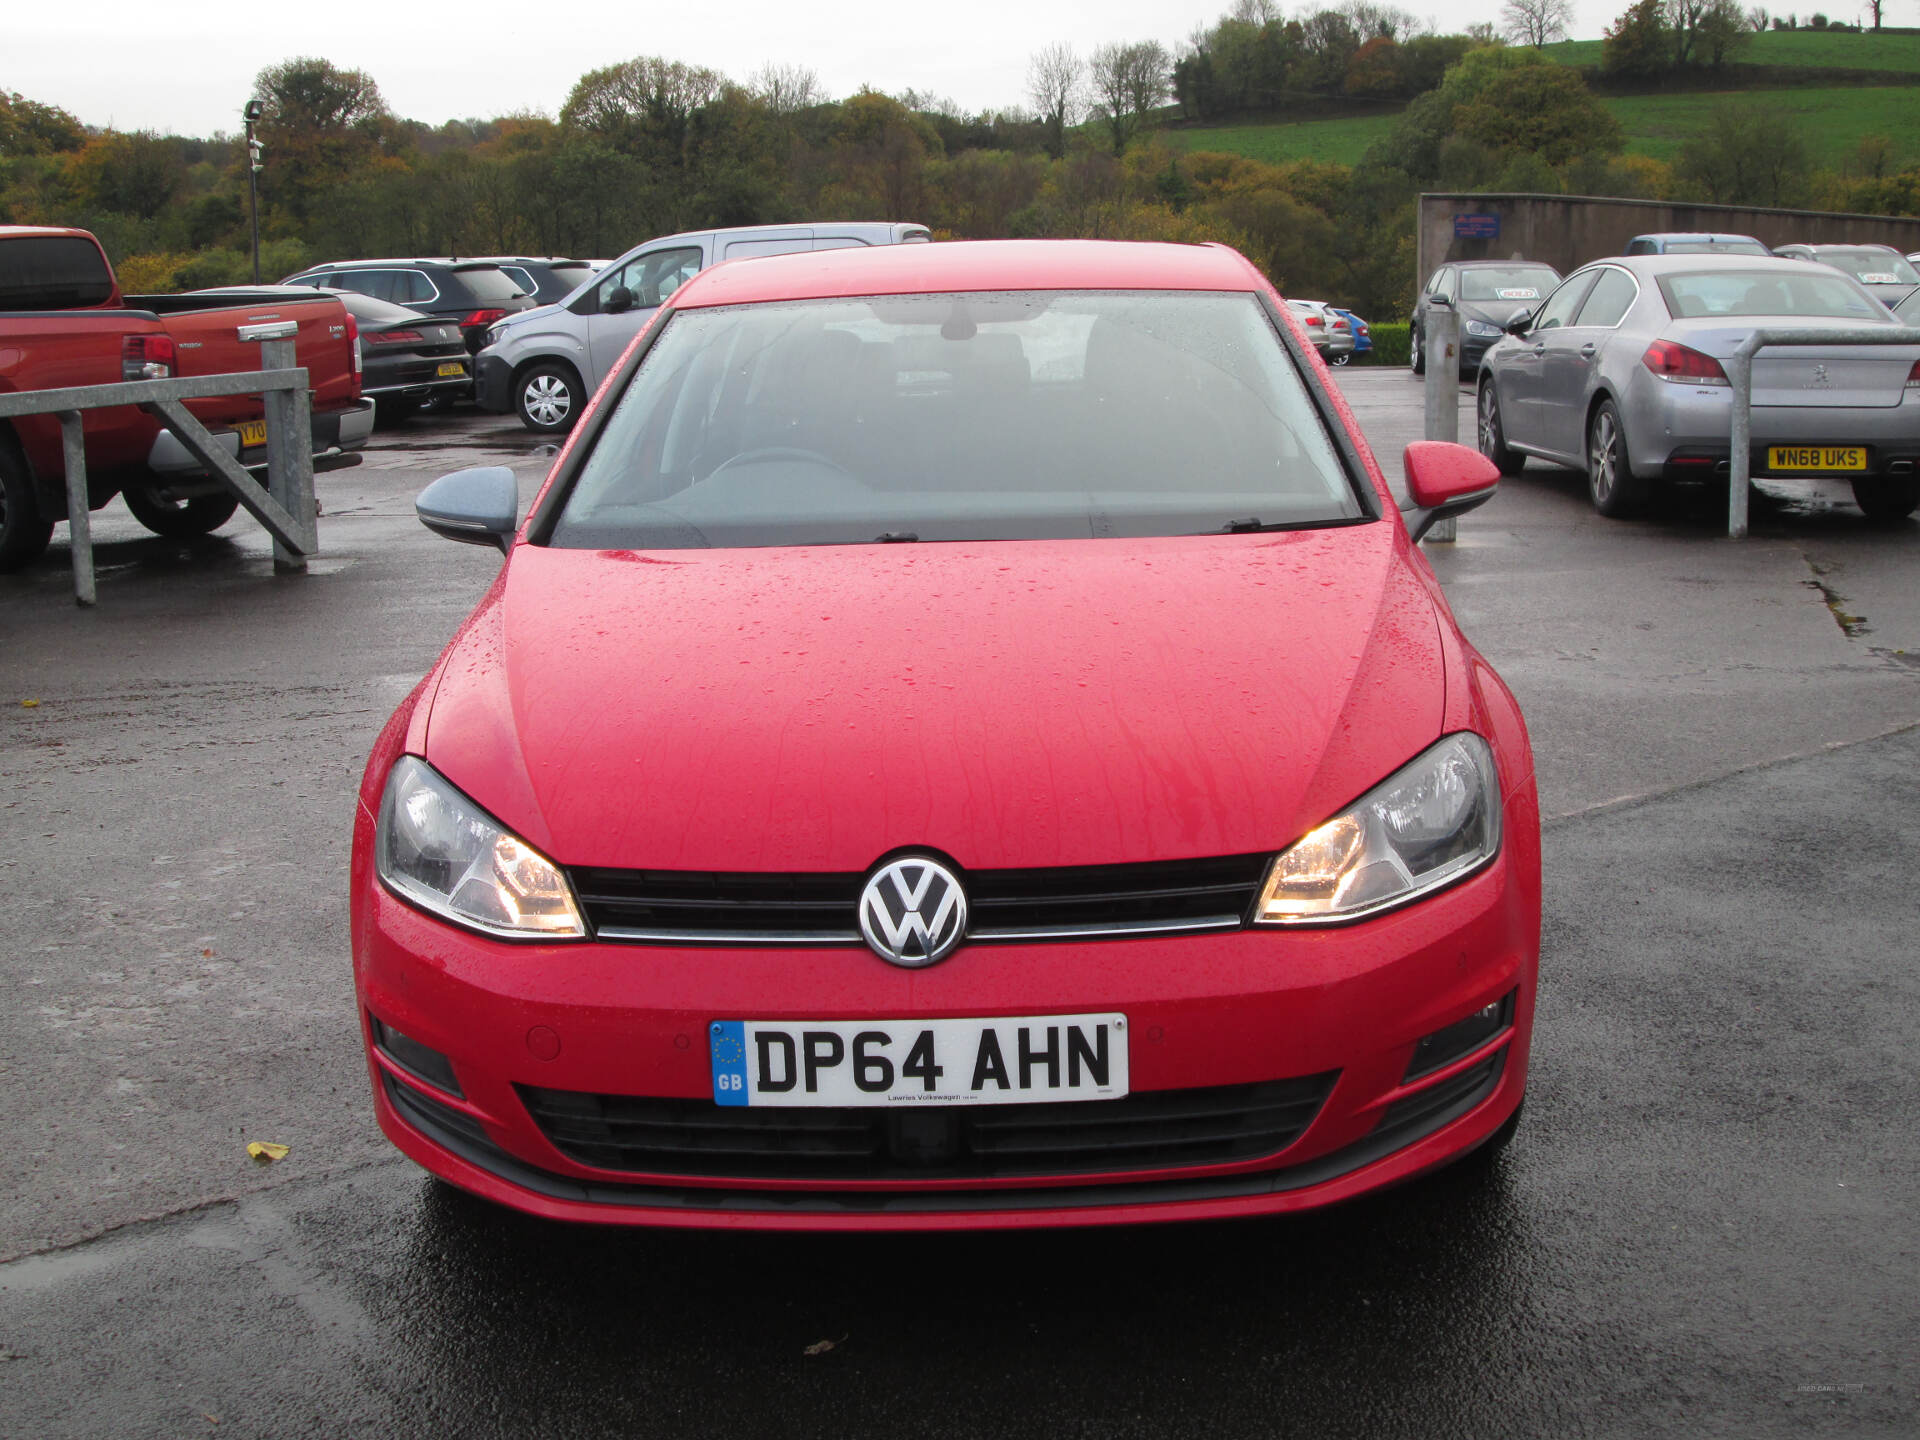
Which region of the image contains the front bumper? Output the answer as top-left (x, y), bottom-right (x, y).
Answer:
top-left (352, 845), bottom-right (1536, 1231)
top-left (473, 352), bottom-right (514, 414)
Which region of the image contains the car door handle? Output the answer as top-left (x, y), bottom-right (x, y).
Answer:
top-left (1530, 343), bottom-right (1545, 356)
top-left (1580, 343), bottom-right (1597, 357)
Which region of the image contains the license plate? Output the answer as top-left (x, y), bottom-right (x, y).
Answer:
top-left (710, 1013), bottom-right (1128, 1107)
top-left (435, 361), bottom-right (467, 378)
top-left (236, 419), bottom-right (268, 448)
top-left (1768, 445), bottom-right (1865, 472)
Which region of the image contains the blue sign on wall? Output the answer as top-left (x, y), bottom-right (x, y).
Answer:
top-left (1454, 213), bottom-right (1501, 239)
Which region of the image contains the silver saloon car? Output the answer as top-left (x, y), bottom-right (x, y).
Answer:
top-left (1475, 255), bottom-right (1920, 522)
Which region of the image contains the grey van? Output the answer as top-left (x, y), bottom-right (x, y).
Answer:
top-left (475, 222), bottom-right (931, 432)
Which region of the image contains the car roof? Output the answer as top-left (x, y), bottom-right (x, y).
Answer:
top-left (1632, 232), bottom-right (1762, 241)
top-left (1789, 242), bottom-right (1898, 252)
top-left (1592, 254), bottom-right (1820, 276)
top-left (672, 240), bottom-right (1264, 309)
top-left (305, 258), bottom-right (506, 272)
top-left (1447, 258), bottom-right (1559, 268)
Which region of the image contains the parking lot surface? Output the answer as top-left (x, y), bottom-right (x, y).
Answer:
top-left (2, 372), bottom-right (1915, 1437)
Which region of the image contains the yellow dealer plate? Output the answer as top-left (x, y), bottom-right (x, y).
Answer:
top-left (436, 361), bottom-right (467, 378)
top-left (1768, 446), bottom-right (1865, 472)
top-left (236, 419), bottom-right (268, 448)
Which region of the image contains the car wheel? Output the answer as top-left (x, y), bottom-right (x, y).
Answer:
top-left (1410, 326), bottom-right (1425, 376)
top-left (122, 485), bottom-right (242, 538)
top-left (1851, 475), bottom-right (1920, 523)
top-left (1477, 380), bottom-right (1527, 477)
top-left (515, 363), bottom-right (581, 434)
top-left (1331, 351), bottom-right (1350, 366)
top-left (0, 441), bottom-right (54, 572)
top-left (1585, 398), bottom-right (1647, 518)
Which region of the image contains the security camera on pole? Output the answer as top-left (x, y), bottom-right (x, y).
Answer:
top-left (243, 98), bottom-right (265, 285)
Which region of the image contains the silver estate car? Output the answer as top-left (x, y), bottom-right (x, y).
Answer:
top-left (1475, 254), bottom-right (1920, 522)
top-left (1285, 299), bottom-right (1355, 360)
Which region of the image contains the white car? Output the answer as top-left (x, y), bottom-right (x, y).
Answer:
top-left (475, 222), bottom-right (930, 433)
top-left (1285, 300), bottom-right (1355, 361)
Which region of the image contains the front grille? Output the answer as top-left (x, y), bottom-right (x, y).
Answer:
top-left (570, 853), bottom-right (1269, 946)
top-left (518, 1073), bottom-right (1335, 1181)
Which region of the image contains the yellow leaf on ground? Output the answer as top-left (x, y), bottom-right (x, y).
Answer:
top-left (20, 700), bottom-right (40, 708)
top-left (247, 1141), bottom-right (290, 1162)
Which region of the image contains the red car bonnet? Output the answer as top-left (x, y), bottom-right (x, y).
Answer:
top-left (421, 524), bottom-right (1443, 872)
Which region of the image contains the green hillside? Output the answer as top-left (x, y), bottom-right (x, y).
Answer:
top-left (1541, 29), bottom-right (1920, 72)
top-left (1168, 113), bottom-right (1400, 166)
top-left (1608, 86), bottom-right (1920, 165)
top-left (1169, 84), bottom-right (1920, 172)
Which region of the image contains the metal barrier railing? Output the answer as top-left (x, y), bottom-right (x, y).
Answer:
top-left (0, 323), bottom-right (315, 606)
top-left (1726, 326), bottom-right (1920, 538)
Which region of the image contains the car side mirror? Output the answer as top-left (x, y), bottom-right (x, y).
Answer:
top-left (416, 466), bottom-right (519, 553)
top-left (1504, 307), bottom-right (1534, 335)
top-left (1403, 441), bottom-right (1499, 542)
top-left (603, 285), bottom-right (634, 315)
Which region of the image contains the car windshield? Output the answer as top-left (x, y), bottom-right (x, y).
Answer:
top-left (1658, 269), bottom-right (1889, 320)
top-left (1659, 239), bottom-right (1770, 255)
top-left (1459, 267), bottom-right (1558, 302)
top-left (549, 290), bottom-right (1363, 549)
top-left (1810, 248), bottom-right (1920, 285)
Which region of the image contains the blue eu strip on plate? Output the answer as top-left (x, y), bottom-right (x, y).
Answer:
top-left (710, 1020), bottom-right (748, 1106)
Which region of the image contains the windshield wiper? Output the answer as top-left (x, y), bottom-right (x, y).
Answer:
top-left (875, 531), bottom-right (920, 543)
top-left (1221, 517), bottom-right (1278, 533)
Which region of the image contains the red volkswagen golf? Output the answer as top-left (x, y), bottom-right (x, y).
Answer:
top-left (351, 240), bottom-right (1541, 1230)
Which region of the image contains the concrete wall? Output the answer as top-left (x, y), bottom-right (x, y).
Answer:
top-left (1416, 193), bottom-right (1920, 294)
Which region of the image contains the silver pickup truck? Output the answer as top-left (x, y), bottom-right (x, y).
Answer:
top-left (474, 221), bottom-right (931, 433)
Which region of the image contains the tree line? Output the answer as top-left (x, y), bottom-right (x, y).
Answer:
top-left (3, 0), bottom-right (1919, 323)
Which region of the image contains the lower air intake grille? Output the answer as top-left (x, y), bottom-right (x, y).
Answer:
top-left (518, 1073), bottom-right (1337, 1181)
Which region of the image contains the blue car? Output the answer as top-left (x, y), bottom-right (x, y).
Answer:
top-left (1331, 308), bottom-right (1371, 365)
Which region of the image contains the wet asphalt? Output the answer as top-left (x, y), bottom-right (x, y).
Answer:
top-left (2, 373), bottom-right (1916, 1438)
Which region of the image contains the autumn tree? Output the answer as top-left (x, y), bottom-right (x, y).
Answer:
top-left (1602, 0), bottom-right (1672, 77)
top-left (252, 58), bottom-right (392, 222)
top-left (1674, 102), bottom-right (1811, 203)
top-left (1090, 40), bottom-right (1171, 155)
top-left (1501, 0), bottom-right (1575, 46)
top-left (1028, 43), bottom-right (1086, 159)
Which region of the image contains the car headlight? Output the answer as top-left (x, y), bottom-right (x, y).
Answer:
top-left (1464, 320), bottom-right (1503, 338)
top-left (1254, 733), bottom-right (1500, 925)
top-left (375, 756), bottom-right (584, 939)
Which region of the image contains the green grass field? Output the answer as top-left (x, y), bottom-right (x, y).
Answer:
top-left (1536, 28), bottom-right (1920, 71)
top-left (1542, 29), bottom-right (1920, 72)
top-left (1608, 86), bottom-right (1920, 165)
top-left (1167, 113), bottom-right (1400, 166)
top-left (1168, 85), bottom-right (1920, 172)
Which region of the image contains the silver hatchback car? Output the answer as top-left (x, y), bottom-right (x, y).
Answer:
top-left (1476, 254), bottom-right (1920, 522)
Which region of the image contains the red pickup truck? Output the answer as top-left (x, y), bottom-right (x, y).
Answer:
top-left (0, 226), bottom-right (374, 570)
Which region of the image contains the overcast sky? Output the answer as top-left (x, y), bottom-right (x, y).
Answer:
top-left (15, 0), bottom-right (1640, 137)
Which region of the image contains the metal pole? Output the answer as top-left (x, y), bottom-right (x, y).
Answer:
top-left (1727, 348), bottom-right (1753, 540)
top-left (1422, 300), bottom-right (1461, 542)
top-left (257, 331), bottom-right (314, 572)
top-left (56, 411), bottom-right (95, 607)
top-left (246, 120), bottom-right (260, 286)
